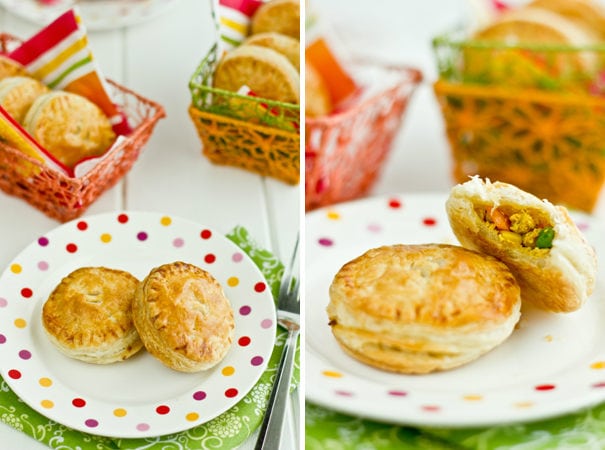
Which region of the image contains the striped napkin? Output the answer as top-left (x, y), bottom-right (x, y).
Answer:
top-left (0, 106), bottom-right (66, 174)
top-left (211, 0), bottom-right (263, 55)
top-left (8, 8), bottom-right (131, 136)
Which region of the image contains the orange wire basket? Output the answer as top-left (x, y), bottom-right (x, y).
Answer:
top-left (0, 33), bottom-right (166, 222)
top-left (189, 45), bottom-right (300, 184)
top-left (433, 29), bottom-right (605, 212)
top-left (305, 64), bottom-right (422, 211)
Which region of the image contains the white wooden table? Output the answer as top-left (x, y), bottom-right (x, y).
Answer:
top-left (0, 1), bottom-right (300, 448)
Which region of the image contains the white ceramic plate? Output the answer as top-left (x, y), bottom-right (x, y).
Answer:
top-left (0, 211), bottom-right (276, 438)
top-left (0, 0), bottom-right (180, 30)
top-left (306, 193), bottom-right (605, 427)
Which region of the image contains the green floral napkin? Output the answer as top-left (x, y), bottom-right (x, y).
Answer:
top-left (0, 226), bottom-right (299, 450)
top-left (306, 402), bottom-right (605, 449)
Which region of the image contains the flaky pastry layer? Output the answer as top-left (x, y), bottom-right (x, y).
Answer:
top-left (328, 244), bottom-right (522, 373)
top-left (446, 177), bottom-right (597, 312)
top-left (42, 267), bottom-right (143, 364)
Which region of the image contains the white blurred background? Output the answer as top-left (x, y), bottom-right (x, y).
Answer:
top-left (308, 0), bottom-right (472, 195)
top-left (307, 0), bottom-right (605, 216)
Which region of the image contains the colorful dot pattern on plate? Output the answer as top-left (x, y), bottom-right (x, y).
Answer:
top-left (0, 212), bottom-right (276, 438)
top-left (305, 193), bottom-right (605, 427)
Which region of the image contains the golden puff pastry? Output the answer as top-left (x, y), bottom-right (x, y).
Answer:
top-left (42, 267), bottom-right (143, 364)
top-left (251, 0), bottom-right (300, 40)
top-left (0, 55), bottom-right (26, 81)
top-left (446, 177), bottom-right (597, 313)
top-left (243, 32), bottom-right (300, 71)
top-left (529, 0), bottom-right (605, 41)
top-left (213, 44), bottom-right (299, 104)
top-left (305, 59), bottom-right (332, 118)
top-left (472, 7), bottom-right (598, 71)
top-left (133, 261), bottom-right (234, 373)
top-left (327, 244), bottom-right (521, 374)
top-left (23, 91), bottom-right (116, 168)
top-left (0, 76), bottom-right (50, 124)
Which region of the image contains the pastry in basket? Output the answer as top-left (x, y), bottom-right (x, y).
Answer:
top-left (213, 44), bottom-right (299, 104)
top-left (327, 244), bottom-right (521, 374)
top-left (0, 55), bottom-right (26, 80)
top-left (306, 59), bottom-right (332, 118)
top-left (474, 6), bottom-right (598, 46)
top-left (133, 261), bottom-right (234, 373)
top-left (243, 32), bottom-right (300, 71)
top-left (529, 0), bottom-right (605, 41)
top-left (446, 177), bottom-right (597, 313)
top-left (251, 0), bottom-right (300, 40)
top-left (465, 7), bottom-right (598, 77)
top-left (42, 267), bottom-right (143, 364)
top-left (0, 76), bottom-right (50, 124)
top-left (23, 91), bottom-right (116, 168)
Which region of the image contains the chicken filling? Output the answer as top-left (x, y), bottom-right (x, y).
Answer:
top-left (479, 206), bottom-right (555, 249)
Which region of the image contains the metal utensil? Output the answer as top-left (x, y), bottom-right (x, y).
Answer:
top-left (255, 236), bottom-right (300, 450)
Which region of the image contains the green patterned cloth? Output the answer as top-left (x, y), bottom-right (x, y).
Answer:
top-left (0, 226), bottom-right (299, 449)
top-left (306, 402), bottom-right (605, 449)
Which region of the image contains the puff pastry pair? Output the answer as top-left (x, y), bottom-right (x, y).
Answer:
top-left (327, 177), bottom-right (597, 374)
top-left (42, 262), bottom-right (235, 373)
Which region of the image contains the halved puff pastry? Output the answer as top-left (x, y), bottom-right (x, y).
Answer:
top-left (446, 177), bottom-right (597, 312)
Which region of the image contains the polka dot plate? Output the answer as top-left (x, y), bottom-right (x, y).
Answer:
top-left (0, 211), bottom-right (276, 438)
top-left (306, 193), bottom-right (605, 427)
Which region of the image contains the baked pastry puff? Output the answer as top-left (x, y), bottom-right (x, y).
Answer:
top-left (529, 0), bottom-right (605, 41)
top-left (446, 177), bottom-right (597, 313)
top-left (327, 244), bottom-right (521, 374)
top-left (243, 32), bottom-right (300, 71)
top-left (23, 91), bottom-right (116, 168)
top-left (251, 0), bottom-right (300, 40)
top-left (213, 44), bottom-right (299, 104)
top-left (305, 59), bottom-right (332, 118)
top-left (0, 55), bottom-right (26, 81)
top-left (42, 267), bottom-right (143, 364)
top-left (0, 76), bottom-right (50, 124)
top-left (133, 262), bottom-right (235, 373)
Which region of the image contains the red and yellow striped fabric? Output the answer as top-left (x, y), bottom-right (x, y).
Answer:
top-left (8, 9), bottom-right (131, 135)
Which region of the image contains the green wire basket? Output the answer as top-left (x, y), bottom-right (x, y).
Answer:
top-left (432, 27), bottom-right (605, 93)
top-left (189, 44), bottom-right (300, 133)
top-left (188, 44), bottom-right (300, 184)
top-left (432, 27), bottom-right (605, 212)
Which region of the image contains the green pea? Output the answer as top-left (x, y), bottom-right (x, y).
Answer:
top-left (535, 227), bottom-right (555, 249)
